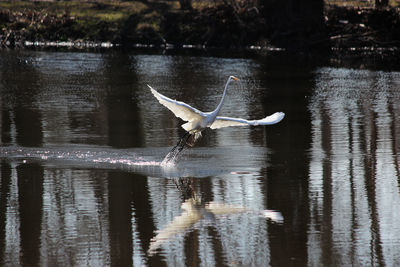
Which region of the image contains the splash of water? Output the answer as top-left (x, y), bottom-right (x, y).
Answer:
top-left (161, 147), bottom-right (185, 166)
top-left (0, 145), bottom-right (266, 178)
top-left (0, 145), bottom-right (162, 169)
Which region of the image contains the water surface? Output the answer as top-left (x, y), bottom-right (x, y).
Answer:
top-left (0, 50), bottom-right (399, 266)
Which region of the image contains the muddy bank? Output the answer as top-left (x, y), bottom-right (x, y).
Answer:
top-left (1, 3), bottom-right (400, 51)
top-left (326, 5), bottom-right (400, 49)
top-left (0, 4), bottom-right (266, 49)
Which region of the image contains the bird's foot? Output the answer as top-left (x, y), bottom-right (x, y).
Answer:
top-left (185, 134), bottom-right (196, 147)
top-left (163, 132), bottom-right (192, 165)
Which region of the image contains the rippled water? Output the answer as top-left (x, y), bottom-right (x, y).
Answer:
top-left (0, 49), bottom-right (399, 266)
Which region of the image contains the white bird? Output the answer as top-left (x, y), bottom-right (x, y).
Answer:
top-left (148, 75), bottom-right (285, 151)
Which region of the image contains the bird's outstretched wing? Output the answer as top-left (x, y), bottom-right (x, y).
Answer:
top-left (210, 112), bottom-right (285, 129)
top-left (148, 85), bottom-right (204, 122)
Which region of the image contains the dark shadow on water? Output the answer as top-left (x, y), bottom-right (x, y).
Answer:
top-left (107, 171), bottom-right (166, 266)
top-left (102, 52), bottom-right (144, 148)
top-left (17, 163), bottom-right (44, 266)
top-left (255, 58), bottom-right (314, 266)
top-left (0, 50), bottom-right (44, 147)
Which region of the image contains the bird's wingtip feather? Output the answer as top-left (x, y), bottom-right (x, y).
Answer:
top-left (258, 112), bottom-right (285, 125)
top-left (147, 85), bottom-right (158, 96)
top-left (274, 112), bottom-right (285, 123)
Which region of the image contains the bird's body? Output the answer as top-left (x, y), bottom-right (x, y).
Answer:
top-left (148, 75), bottom-right (285, 151)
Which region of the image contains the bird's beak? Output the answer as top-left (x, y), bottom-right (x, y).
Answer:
top-left (232, 76), bottom-right (239, 81)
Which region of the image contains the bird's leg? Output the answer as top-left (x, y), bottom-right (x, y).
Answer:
top-left (171, 131), bottom-right (190, 152)
top-left (178, 133), bottom-right (193, 152)
top-left (185, 134), bottom-right (196, 147)
top-left (163, 132), bottom-right (192, 164)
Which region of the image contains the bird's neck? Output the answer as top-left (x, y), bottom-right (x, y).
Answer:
top-left (213, 78), bottom-right (231, 115)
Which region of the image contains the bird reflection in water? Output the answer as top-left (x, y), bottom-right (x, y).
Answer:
top-left (148, 178), bottom-right (283, 256)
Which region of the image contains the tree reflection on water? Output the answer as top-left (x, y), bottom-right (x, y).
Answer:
top-left (308, 68), bottom-right (400, 266)
top-left (1, 50), bottom-right (400, 266)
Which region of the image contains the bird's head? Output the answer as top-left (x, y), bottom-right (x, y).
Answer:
top-left (230, 75), bottom-right (239, 81)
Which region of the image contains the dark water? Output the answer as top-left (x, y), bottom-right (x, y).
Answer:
top-left (0, 50), bottom-right (399, 266)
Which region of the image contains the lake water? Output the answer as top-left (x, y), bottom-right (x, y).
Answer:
top-left (0, 49), bottom-right (399, 266)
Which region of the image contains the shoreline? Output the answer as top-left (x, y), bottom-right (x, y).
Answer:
top-left (1, 2), bottom-right (399, 52)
